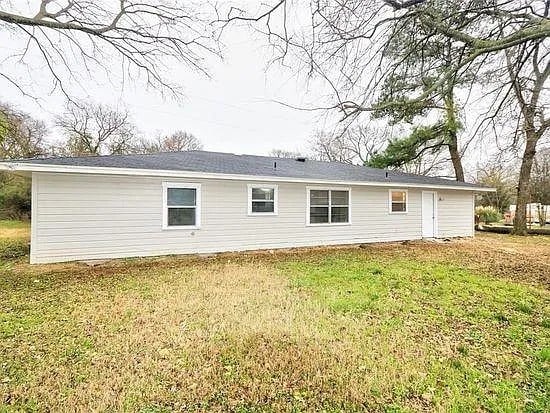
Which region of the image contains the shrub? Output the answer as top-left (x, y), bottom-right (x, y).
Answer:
top-left (0, 238), bottom-right (30, 259)
top-left (475, 206), bottom-right (502, 223)
top-left (0, 173), bottom-right (31, 220)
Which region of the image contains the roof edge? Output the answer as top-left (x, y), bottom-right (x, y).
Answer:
top-left (0, 161), bottom-right (495, 192)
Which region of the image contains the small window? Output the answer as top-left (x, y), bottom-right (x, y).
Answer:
top-left (308, 188), bottom-right (350, 225)
top-left (390, 190), bottom-right (408, 213)
top-left (163, 183), bottom-right (201, 229)
top-left (248, 184), bottom-right (278, 215)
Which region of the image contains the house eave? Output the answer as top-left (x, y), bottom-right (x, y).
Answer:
top-left (0, 162), bottom-right (496, 192)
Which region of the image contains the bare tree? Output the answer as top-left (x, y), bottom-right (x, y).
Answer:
top-left (0, 102), bottom-right (48, 219)
top-left (531, 148), bottom-right (550, 197)
top-left (475, 159), bottom-right (517, 214)
top-left (221, 1), bottom-right (550, 117)
top-left (135, 131), bottom-right (202, 154)
top-left (159, 131), bottom-right (203, 152)
top-left (309, 131), bottom-right (359, 164)
top-left (308, 124), bottom-right (450, 174)
top-left (269, 148), bottom-right (303, 158)
top-left (397, 153), bottom-right (450, 177)
top-left (0, 1), bottom-right (220, 97)
top-left (0, 102), bottom-right (48, 159)
top-left (309, 125), bottom-right (387, 165)
top-left (55, 102), bottom-right (137, 156)
top-left (503, 42), bottom-right (550, 234)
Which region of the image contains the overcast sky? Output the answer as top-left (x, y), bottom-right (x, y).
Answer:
top-left (0, 1), bottom-right (523, 176)
top-left (2, 15), bottom-right (332, 157)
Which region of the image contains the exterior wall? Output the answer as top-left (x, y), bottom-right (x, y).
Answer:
top-left (30, 172), bottom-right (473, 263)
top-left (437, 190), bottom-right (474, 237)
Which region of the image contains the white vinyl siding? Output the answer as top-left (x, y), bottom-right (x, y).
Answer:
top-left (437, 190), bottom-right (475, 237)
top-left (29, 172), bottom-right (474, 263)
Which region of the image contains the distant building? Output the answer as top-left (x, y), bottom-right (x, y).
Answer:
top-left (508, 203), bottom-right (550, 224)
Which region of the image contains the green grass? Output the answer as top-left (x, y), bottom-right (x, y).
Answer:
top-left (281, 254), bottom-right (549, 411)
top-left (0, 220), bottom-right (29, 230)
top-left (0, 221), bottom-right (548, 411)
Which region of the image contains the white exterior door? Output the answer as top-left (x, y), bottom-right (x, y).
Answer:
top-left (422, 191), bottom-right (437, 238)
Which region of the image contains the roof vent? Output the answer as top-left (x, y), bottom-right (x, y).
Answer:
top-left (295, 156), bottom-right (307, 162)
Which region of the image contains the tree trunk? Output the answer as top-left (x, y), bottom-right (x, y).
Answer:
top-left (505, 42), bottom-right (549, 235)
top-left (443, 91), bottom-right (465, 182)
top-left (448, 138), bottom-right (465, 182)
top-left (512, 132), bottom-right (538, 235)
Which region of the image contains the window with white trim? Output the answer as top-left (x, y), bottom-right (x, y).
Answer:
top-left (390, 190), bottom-right (408, 213)
top-left (248, 184), bottom-right (278, 215)
top-left (308, 188), bottom-right (350, 224)
top-left (163, 183), bottom-right (201, 228)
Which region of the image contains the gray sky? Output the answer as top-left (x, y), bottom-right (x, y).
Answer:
top-left (2, 18), bottom-right (330, 156)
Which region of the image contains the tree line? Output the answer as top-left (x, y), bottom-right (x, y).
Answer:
top-left (0, 101), bottom-right (202, 159)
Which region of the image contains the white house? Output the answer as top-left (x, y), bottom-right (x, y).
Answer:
top-left (0, 151), bottom-right (493, 264)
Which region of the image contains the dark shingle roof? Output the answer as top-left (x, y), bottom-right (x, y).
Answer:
top-left (5, 150), bottom-right (487, 189)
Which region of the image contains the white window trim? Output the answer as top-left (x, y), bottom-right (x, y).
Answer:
top-left (162, 182), bottom-right (201, 230)
top-left (306, 186), bottom-right (351, 226)
top-left (389, 189), bottom-right (408, 214)
top-left (247, 184), bottom-right (278, 216)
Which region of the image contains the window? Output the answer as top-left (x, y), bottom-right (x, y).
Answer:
top-left (162, 183), bottom-right (201, 229)
top-left (389, 189), bottom-right (408, 213)
top-left (307, 187), bottom-right (350, 225)
top-left (248, 184), bottom-right (278, 215)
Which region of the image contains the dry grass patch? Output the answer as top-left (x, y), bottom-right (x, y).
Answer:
top-left (1, 226), bottom-right (549, 411)
top-left (0, 220), bottom-right (29, 259)
top-left (0, 220), bottom-right (29, 240)
top-left (1, 260), bottom-right (431, 411)
top-left (357, 233), bottom-right (550, 287)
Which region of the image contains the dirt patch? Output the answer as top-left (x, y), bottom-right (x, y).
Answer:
top-left (359, 233), bottom-right (550, 288)
top-left (6, 233), bottom-right (549, 288)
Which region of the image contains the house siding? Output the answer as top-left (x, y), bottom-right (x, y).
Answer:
top-left (30, 172), bottom-right (473, 263)
top-left (437, 190), bottom-right (475, 238)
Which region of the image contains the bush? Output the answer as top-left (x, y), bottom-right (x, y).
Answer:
top-left (0, 238), bottom-right (29, 259)
top-left (475, 206), bottom-right (502, 223)
top-left (0, 173), bottom-right (31, 220)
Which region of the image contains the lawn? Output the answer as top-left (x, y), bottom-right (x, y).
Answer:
top-left (0, 221), bottom-right (549, 412)
top-left (0, 220), bottom-right (30, 260)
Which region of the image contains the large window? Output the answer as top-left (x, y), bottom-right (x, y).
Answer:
top-left (248, 184), bottom-right (278, 215)
top-left (389, 189), bottom-right (408, 213)
top-left (307, 188), bottom-right (350, 225)
top-left (162, 183), bottom-right (201, 229)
